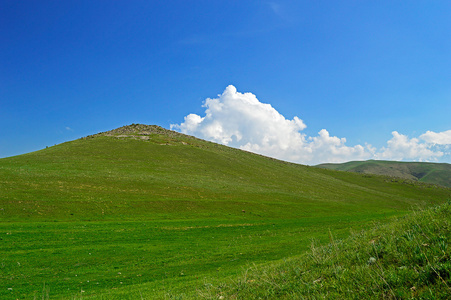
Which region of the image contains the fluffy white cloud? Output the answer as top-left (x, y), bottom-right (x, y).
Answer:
top-left (307, 129), bottom-right (372, 163)
top-left (376, 131), bottom-right (443, 161)
top-left (171, 86), bottom-right (449, 165)
top-left (171, 85), bottom-right (374, 164)
top-left (174, 85), bottom-right (306, 148)
top-left (420, 130), bottom-right (451, 145)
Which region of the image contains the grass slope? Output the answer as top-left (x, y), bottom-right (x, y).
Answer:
top-left (200, 200), bottom-right (451, 299)
top-left (317, 160), bottom-right (451, 188)
top-left (1, 124), bottom-right (450, 299)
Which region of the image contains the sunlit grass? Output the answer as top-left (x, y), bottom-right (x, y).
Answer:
top-left (1, 125), bottom-right (450, 298)
top-left (198, 201), bottom-right (451, 299)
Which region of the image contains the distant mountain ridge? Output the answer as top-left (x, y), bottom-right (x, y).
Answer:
top-left (316, 160), bottom-right (451, 188)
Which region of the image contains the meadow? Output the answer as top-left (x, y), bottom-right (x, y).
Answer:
top-left (199, 200), bottom-right (451, 299)
top-left (1, 125), bottom-right (450, 299)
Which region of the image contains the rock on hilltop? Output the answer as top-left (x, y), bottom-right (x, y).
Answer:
top-left (84, 124), bottom-right (188, 140)
top-left (98, 124), bottom-right (175, 136)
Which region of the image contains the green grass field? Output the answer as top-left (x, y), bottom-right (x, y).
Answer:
top-left (1, 125), bottom-right (450, 299)
top-left (199, 200), bottom-right (451, 299)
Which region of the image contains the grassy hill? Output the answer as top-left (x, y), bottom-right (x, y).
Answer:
top-left (317, 160), bottom-right (451, 188)
top-left (1, 124), bottom-right (450, 299)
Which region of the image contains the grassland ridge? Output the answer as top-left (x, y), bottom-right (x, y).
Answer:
top-left (317, 160), bottom-right (451, 188)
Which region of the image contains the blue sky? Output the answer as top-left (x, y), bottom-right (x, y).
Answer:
top-left (1, 1), bottom-right (450, 164)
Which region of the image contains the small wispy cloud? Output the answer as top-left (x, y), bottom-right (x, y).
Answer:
top-left (267, 1), bottom-right (295, 24)
top-left (268, 2), bottom-right (282, 16)
top-left (178, 35), bottom-right (209, 45)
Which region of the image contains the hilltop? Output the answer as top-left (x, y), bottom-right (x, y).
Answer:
top-left (86, 123), bottom-right (190, 140)
top-left (1, 124), bottom-right (450, 299)
top-left (317, 160), bottom-right (451, 188)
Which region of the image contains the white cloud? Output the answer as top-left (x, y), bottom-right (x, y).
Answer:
top-left (171, 86), bottom-right (448, 165)
top-left (420, 130), bottom-right (451, 145)
top-left (173, 85), bottom-right (306, 150)
top-left (307, 129), bottom-right (372, 163)
top-left (171, 85), bottom-right (373, 164)
top-left (177, 114), bottom-right (204, 133)
top-left (376, 131), bottom-right (443, 161)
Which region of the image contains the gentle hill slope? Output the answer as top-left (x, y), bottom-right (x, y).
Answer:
top-left (1, 124), bottom-right (450, 299)
top-left (317, 160), bottom-right (451, 188)
top-left (2, 124), bottom-right (449, 222)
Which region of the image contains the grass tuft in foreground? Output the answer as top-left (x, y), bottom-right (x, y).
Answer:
top-left (198, 200), bottom-right (451, 299)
